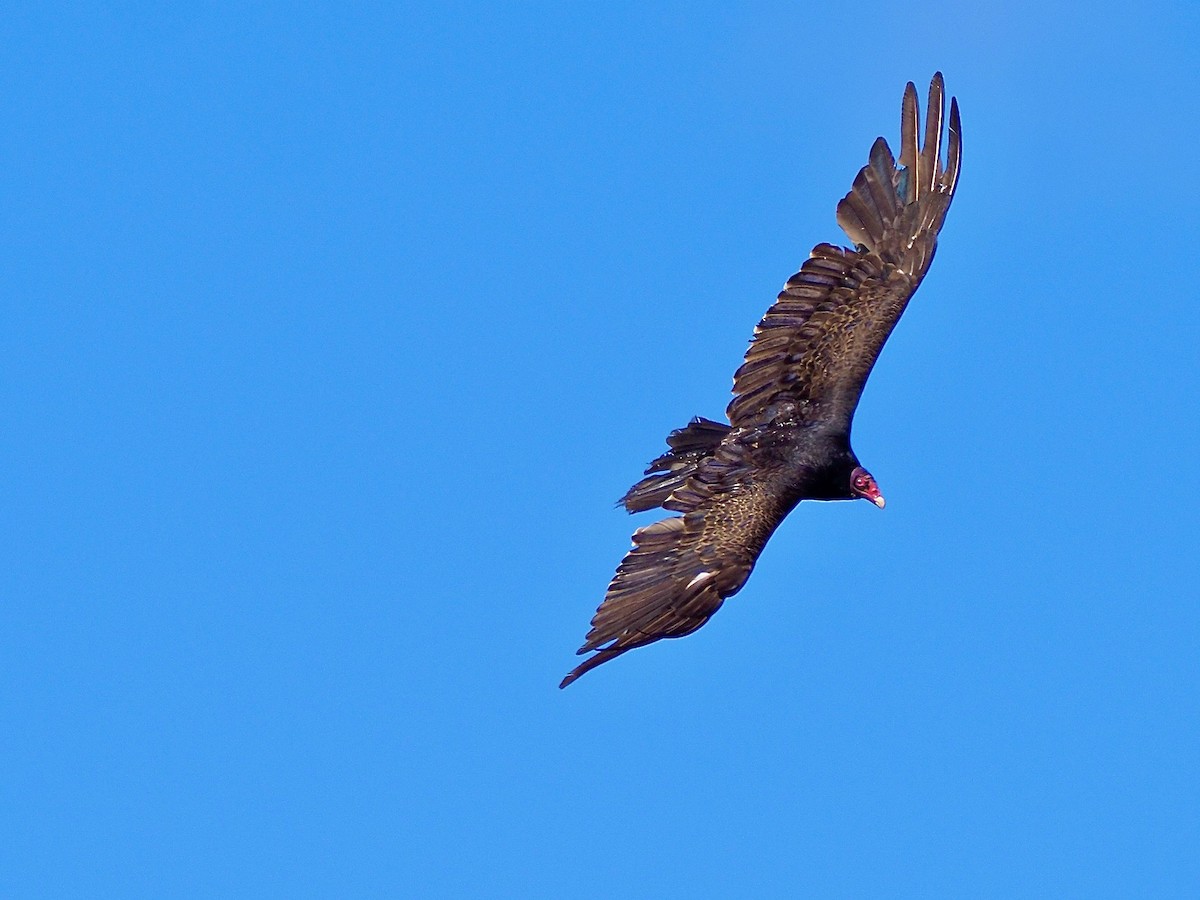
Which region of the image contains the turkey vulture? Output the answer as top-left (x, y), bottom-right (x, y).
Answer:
top-left (561, 74), bottom-right (961, 688)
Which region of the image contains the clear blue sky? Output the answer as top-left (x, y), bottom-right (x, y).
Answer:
top-left (3, 2), bottom-right (1199, 896)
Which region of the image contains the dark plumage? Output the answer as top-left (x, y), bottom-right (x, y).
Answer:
top-left (561, 74), bottom-right (962, 688)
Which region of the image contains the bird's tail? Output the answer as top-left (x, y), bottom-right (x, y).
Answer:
top-left (619, 417), bottom-right (731, 513)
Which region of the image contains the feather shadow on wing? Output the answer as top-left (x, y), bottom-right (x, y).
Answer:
top-left (562, 74), bottom-right (961, 688)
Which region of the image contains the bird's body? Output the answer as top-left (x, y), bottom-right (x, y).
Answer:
top-left (561, 75), bottom-right (962, 688)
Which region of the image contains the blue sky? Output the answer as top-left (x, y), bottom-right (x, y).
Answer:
top-left (3, 2), bottom-right (1199, 896)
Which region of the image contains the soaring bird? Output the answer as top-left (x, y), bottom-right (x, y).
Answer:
top-left (561, 74), bottom-right (962, 689)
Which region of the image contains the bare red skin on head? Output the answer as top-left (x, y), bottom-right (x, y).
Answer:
top-left (850, 466), bottom-right (885, 507)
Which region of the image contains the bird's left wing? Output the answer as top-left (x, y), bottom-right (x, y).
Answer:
top-left (727, 74), bottom-right (961, 432)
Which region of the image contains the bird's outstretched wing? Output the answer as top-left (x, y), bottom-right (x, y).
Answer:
top-left (561, 439), bottom-right (802, 688)
top-left (727, 73), bottom-right (961, 431)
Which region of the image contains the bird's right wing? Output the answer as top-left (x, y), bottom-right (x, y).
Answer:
top-left (561, 439), bottom-right (801, 688)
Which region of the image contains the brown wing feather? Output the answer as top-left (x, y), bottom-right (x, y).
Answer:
top-left (561, 440), bottom-right (801, 688)
top-left (727, 74), bottom-right (961, 430)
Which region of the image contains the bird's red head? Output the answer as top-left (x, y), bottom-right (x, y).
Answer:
top-left (850, 466), bottom-right (886, 508)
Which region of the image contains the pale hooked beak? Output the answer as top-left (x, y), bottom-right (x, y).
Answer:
top-left (870, 494), bottom-right (886, 509)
